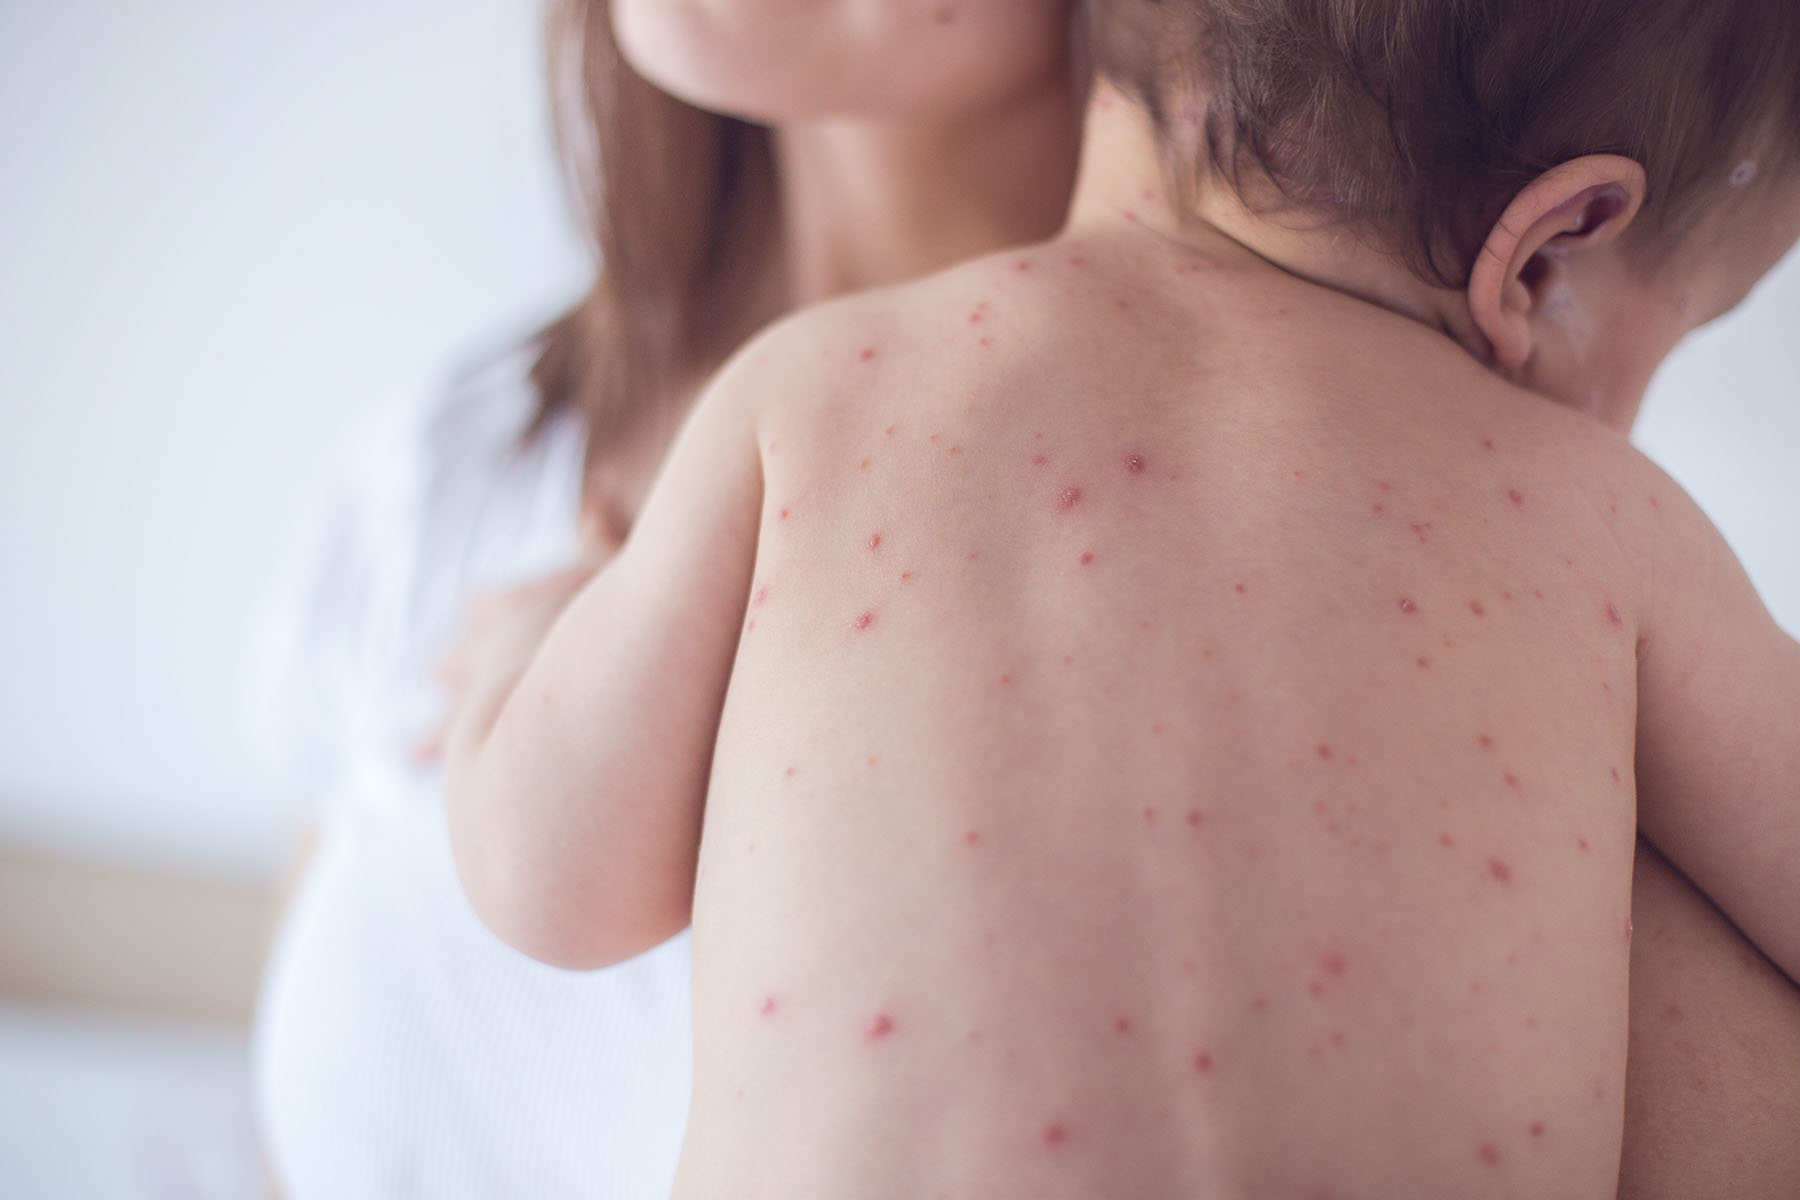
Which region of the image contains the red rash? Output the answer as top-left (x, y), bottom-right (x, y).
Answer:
top-left (859, 347), bottom-right (877, 363)
top-left (760, 996), bottom-right (778, 1016)
top-left (1143, 807), bottom-right (1159, 823)
top-left (964, 830), bottom-right (981, 846)
top-left (1469, 599), bottom-right (1485, 617)
top-left (868, 533), bottom-right (883, 551)
top-left (1124, 453), bottom-right (1147, 475)
top-left (1055, 485), bottom-right (1083, 512)
top-left (1398, 597), bottom-right (1418, 615)
top-left (854, 612), bottom-right (876, 631)
top-left (1503, 771), bottom-right (1519, 789)
top-left (778, 507), bottom-right (790, 522)
top-left (1478, 1143), bottom-right (1502, 1167)
top-left (1114, 1017), bottom-right (1132, 1034)
top-left (1529, 1121), bottom-right (1546, 1138)
top-left (1317, 744), bottom-right (1334, 760)
top-left (1193, 1051), bottom-right (1215, 1073)
top-left (1043, 1123), bottom-right (1069, 1148)
top-left (1605, 602), bottom-right (1623, 627)
top-left (1508, 489), bottom-right (1525, 506)
top-left (1488, 858), bottom-right (1514, 883)
top-left (1477, 734), bottom-right (1494, 750)
top-left (1319, 951), bottom-right (1348, 977)
top-left (1186, 810), bottom-right (1204, 828)
top-left (1080, 552), bottom-right (1095, 566)
top-left (865, 1013), bottom-right (895, 1040)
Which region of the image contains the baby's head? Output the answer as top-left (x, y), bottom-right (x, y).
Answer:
top-left (1089, 0), bottom-right (1800, 429)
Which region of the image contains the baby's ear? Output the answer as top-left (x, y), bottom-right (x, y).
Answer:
top-left (1467, 155), bottom-right (1647, 369)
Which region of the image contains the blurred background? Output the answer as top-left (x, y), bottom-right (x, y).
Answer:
top-left (0, 2), bottom-right (1795, 1197)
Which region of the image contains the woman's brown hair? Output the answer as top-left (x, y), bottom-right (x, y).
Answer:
top-left (1091, 0), bottom-right (1800, 284)
top-left (527, 0), bottom-right (778, 452)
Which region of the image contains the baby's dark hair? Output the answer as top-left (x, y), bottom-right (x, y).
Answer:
top-left (1090, 0), bottom-right (1800, 284)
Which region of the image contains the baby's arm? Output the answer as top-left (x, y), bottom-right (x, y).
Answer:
top-left (445, 362), bottom-right (763, 970)
top-left (1634, 478), bottom-right (1800, 987)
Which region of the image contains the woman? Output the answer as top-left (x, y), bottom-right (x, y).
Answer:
top-left (252, 3), bottom-right (1082, 1197)
top-left (255, 1), bottom-right (1800, 1195)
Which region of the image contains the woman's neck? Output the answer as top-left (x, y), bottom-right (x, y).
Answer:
top-left (772, 77), bottom-right (1082, 306)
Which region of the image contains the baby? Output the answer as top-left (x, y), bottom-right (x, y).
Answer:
top-left (447, 1), bottom-right (1800, 1196)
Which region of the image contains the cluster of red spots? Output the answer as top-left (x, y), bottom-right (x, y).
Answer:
top-left (1488, 858), bottom-right (1514, 883)
top-left (1508, 488), bottom-right (1525, 506)
top-left (760, 995), bottom-right (778, 1016)
top-left (868, 532), bottom-right (883, 551)
top-left (1398, 597), bottom-right (1418, 615)
top-left (1042, 1123), bottom-right (1070, 1148)
top-left (1410, 522), bottom-right (1432, 543)
top-left (1055, 485), bottom-right (1083, 512)
top-left (865, 1013), bottom-right (895, 1040)
top-left (1192, 1051), bottom-right (1215, 1074)
top-left (854, 611), bottom-right (876, 632)
top-left (1469, 599), bottom-right (1486, 617)
top-left (1124, 452), bottom-right (1147, 475)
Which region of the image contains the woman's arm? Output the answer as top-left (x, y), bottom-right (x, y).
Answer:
top-left (444, 370), bottom-right (764, 970)
top-left (1619, 836), bottom-right (1800, 1198)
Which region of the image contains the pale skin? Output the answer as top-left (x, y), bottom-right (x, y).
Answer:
top-left (442, 58), bottom-right (1800, 1200)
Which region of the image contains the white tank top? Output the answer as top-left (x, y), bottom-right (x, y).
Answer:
top-left (250, 345), bottom-right (692, 1199)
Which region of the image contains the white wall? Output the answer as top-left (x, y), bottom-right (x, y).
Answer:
top-left (1, 2), bottom-right (1796, 881)
top-left (0, 0), bottom-right (586, 879)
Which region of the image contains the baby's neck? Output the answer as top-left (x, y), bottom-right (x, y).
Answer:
top-left (1065, 81), bottom-right (1491, 362)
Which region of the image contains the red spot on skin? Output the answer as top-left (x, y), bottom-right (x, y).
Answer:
top-left (966, 551), bottom-right (979, 562)
top-left (1529, 1121), bottom-right (1546, 1138)
top-left (1031, 453), bottom-right (1048, 467)
top-left (1439, 833), bottom-right (1455, 848)
top-left (1329, 1030), bottom-right (1347, 1048)
top-left (1080, 552), bottom-right (1095, 565)
top-left (1411, 522), bottom-right (1431, 543)
top-left (948, 445), bottom-right (962, 455)
top-left (1013, 258), bottom-right (1033, 273)
top-left (884, 425), bottom-right (896, 437)
top-left (1605, 601), bottom-right (1623, 627)
top-left (1068, 255), bottom-right (1085, 267)
top-left (1508, 488), bottom-right (1525, 506)
top-left (1193, 1051), bottom-right (1215, 1073)
top-left (928, 433), bottom-right (940, 443)
top-left (968, 311), bottom-right (983, 325)
top-left (1124, 453), bottom-right (1147, 475)
top-left (998, 673), bottom-right (1015, 687)
top-left (753, 587), bottom-right (770, 608)
top-left (784, 765), bottom-right (797, 779)
top-left (1043, 1123), bottom-right (1070, 1147)
top-left (979, 337), bottom-right (991, 349)
top-left (1377, 480), bottom-right (1392, 492)
top-left (1186, 810), bottom-right (1204, 827)
top-left (868, 533), bottom-right (883, 551)
top-left (1417, 656), bottom-right (1431, 669)
top-left (867, 756), bottom-right (878, 767)
top-left (1477, 734), bottom-right (1494, 750)
top-left (1503, 771), bottom-right (1519, 789)
top-left (1482, 438), bottom-right (1496, 451)
top-left (1610, 766), bottom-right (1622, 784)
top-left (854, 611), bottom-right (875, 631)
top-left (933, 5), bottom-right (955, 24)
top-left (859, 347), bottom-right (876, 363)
top-left (1478, 1143), bottom-right (1502, 1167)
top-left (1055, 485), bottom-right (1083, 512)
top-left (1151, 723), bottom-right (1164, 736)
top-left (1398, 597), bottom-right (1418, 615)
top-left (859, 458), bottom-right (870, 470)
top-left (1252, 995), bottom-right (1270, 1013)
top-left (1143, 807), bottom-right (1159, 823)
top-left (1234, 582), bottom-right (1248, 595)
top-left (779, 507), bottom-right (791, 522)
top-left (1470, 599), bottom-right (1485, 617)
top-left (1320, 951), bottom-right (1348, 977)
top-left (761, 995), bottom-right (778, 1016)
top-left (1649, 494), bottom-right (1661, 511)
top-left (964, 830), bottom-right (981, 846)
top-left (1317, 743), bottom-right (1334, 760)
top-left (1489, 858), bottom-right (1514, 883)
top-left (865, 1013), bottom-right (895, 1040)
top-left (900, 570), bottom-right (915, 583)
top-left (1372, 503), bottom-right (1387, 517)
top-left (1116, 298), bottom-right (1131, 310)
top-left (1577, 837), bottom-right (1590, 852)
top-left (744, 618), bottom-right (756, 632)
top-left (1114, 1017), bottom-right (1132, 1034)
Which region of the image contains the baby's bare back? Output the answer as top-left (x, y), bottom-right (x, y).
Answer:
top-left (677, 235), bottom-right (1657, 1198)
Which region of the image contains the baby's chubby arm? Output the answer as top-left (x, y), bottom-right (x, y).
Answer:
top-left (1634, 476), bottom-right (1800, 988)
top-left (445, 358), bottom-right (764, 970)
